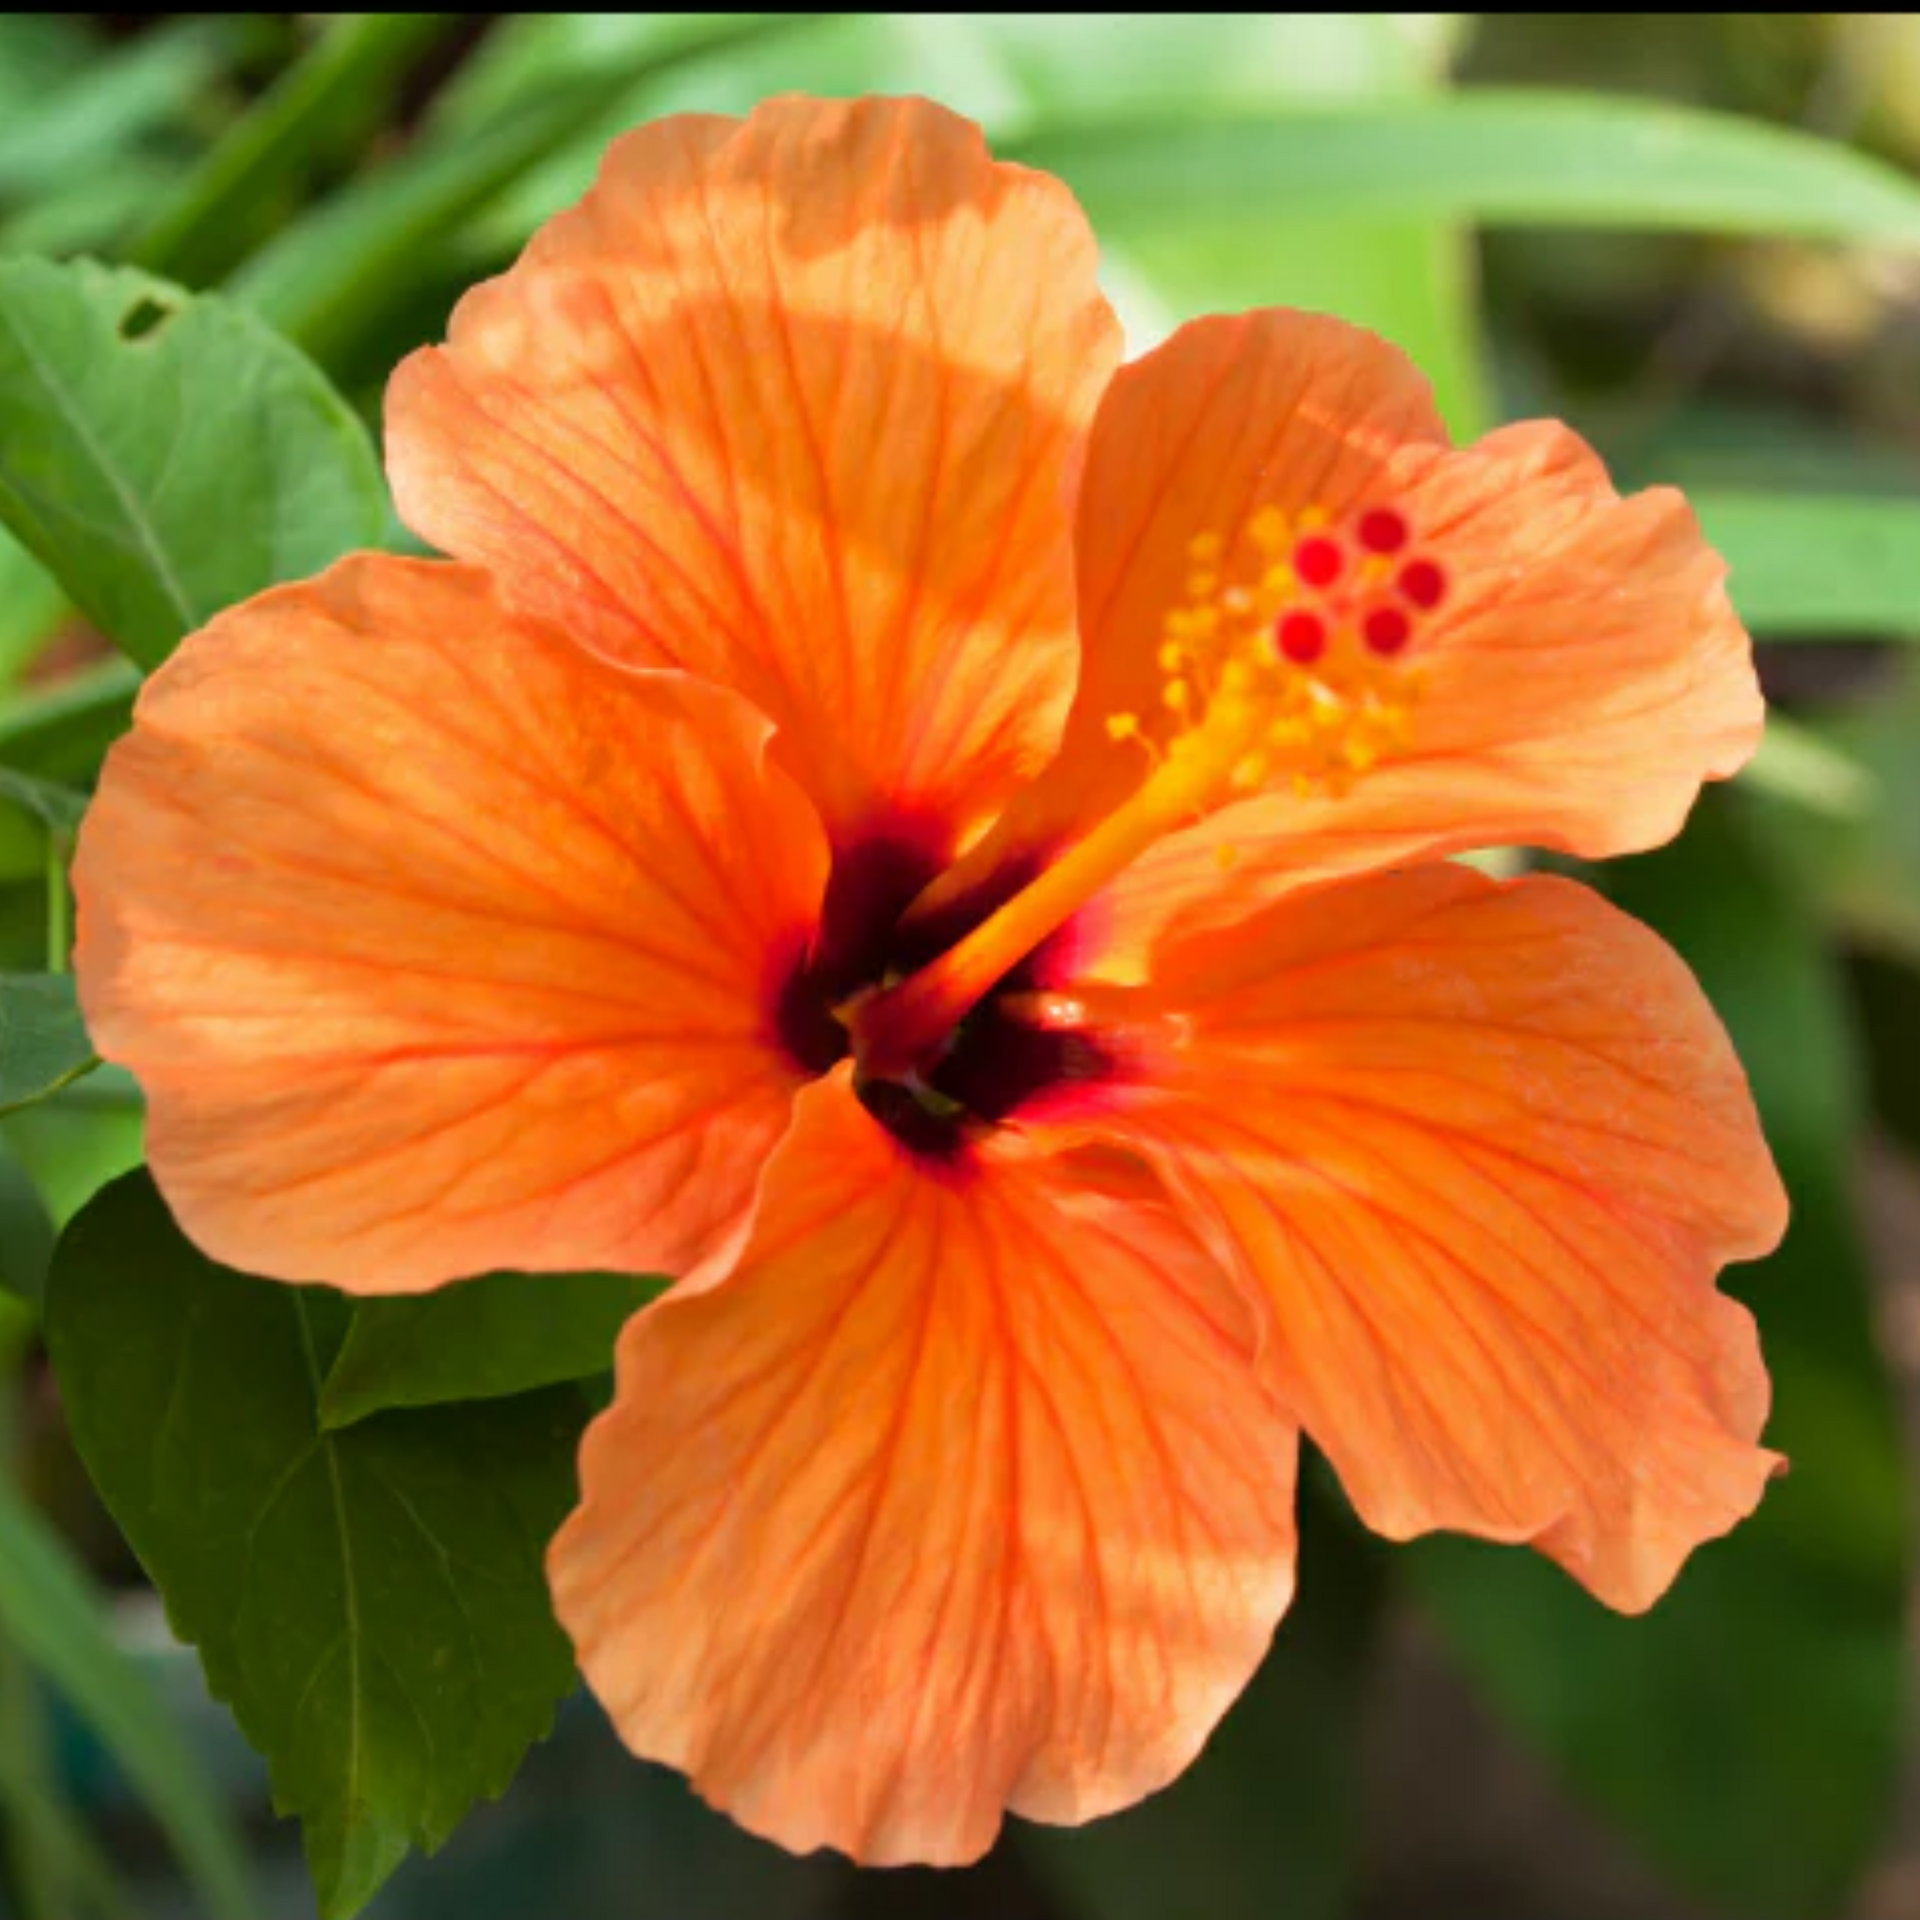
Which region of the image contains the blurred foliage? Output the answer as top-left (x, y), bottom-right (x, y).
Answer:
top-left (2, 11), bottom-right (1920, 1920)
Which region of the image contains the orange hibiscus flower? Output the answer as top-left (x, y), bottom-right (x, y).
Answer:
top-left (73, 96), bottom-right (1787, 1866)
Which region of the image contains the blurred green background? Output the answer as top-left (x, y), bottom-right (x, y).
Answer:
top-left (4, 12), bottom-right (1920, 1920)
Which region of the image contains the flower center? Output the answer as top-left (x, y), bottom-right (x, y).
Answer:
top-left (774, 828), bottom-right (1113, 1154)
top-left (849, 493), bottom-right (1448, 1081)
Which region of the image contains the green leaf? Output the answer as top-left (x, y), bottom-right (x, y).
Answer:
top-left (0, 769), bottom-right (85, 837)
top-left (428, 13), bottom-right (815, 139)
top-left (1696, 493), bottom-right (1920, 637)
top-left (0, 1629), bottom-right (138, 1920)
top-left (47, 1171), bottom-right (587, 1920)
top-left (0, 973), bottom-right (94, 1118)
top-left (1410, 794), bottom-right (1910, 1920)
top-left (0, 1063), bottom-right (145, 1229)
top-left (0, 765), bottom-right (83, 884)
top-left (0, 1468), bottom-right (258, 1920)
top-left (0, 258), bottom-right (386, 668)
top-left (0, 530), bottom-right (68, 684)
top-left (1748, 660), bottom-right (1920, 961)
top-left (0, 19), bottom-right (237, 202)
top-left (320, 1268), bottom-right (664, 1431)
top-left (233, 15), bottom-right (824, 373)
top-left (1006, 15), bottom-right (1487, 438)
top-left (1739, 713), bottom-right (1875, 824)
top-left (0, 663), bottom-right (140, 786)
top-left (0, 1136), bottom-right (53, 1305)
top-left (1007, 90), bottom-right (1920, 244)
top-left (128, 14), bottom-right (461, 287)
top-left (1020, 1483), bottom-right (1383, 1920)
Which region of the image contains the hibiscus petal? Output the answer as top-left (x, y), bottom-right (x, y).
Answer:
top-left (73, 556), bottom-right (829, 1290)
top-left (1035, 864), bottom-right (1786, 1613)
top-left (550, 1066), bottom-right (1297, 1866)
top-left (933, 310), bottom-right (1761, 946)
top-left (388, 96), bottom-right (1120, 853)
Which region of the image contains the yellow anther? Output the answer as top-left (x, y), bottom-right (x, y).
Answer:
top-left (1131, 495), bottom-right (1424, 816)
top-left (1249, 506), bottom-right (1289, 551)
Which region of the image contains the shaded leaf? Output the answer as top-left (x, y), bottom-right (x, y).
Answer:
top-left (1748, 659), bottom-right (1920, 961)
top-left (0, 258), bottom-right (385, 667)
top-left (1697, 492), bottom-right (1920, 638)
top-left (0, 1463), bottom-right (257, 1920)
top-left (47, 1171), bottom-right (586, 1920)
top-left (0, 972), bottom-right (95, 1117)
top-left (321, 1268), bottom-right (664, 1430)
top-left (0, 1136), bottom-right (52, 1307)
top-left (0, 662), bottom-right (140, 786)
top-left (0, 760), bottom-right (82, 882)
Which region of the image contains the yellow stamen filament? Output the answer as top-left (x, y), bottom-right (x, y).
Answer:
top-left (851, 494), bottom-right (1446, 1079)
top-left (851, 749), bottom-right (1215, 1079)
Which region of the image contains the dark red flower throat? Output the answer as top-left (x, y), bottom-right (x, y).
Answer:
top-left (773, 827), bottom-right (1111, 1157)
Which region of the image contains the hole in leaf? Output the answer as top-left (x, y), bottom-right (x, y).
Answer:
top-left (117, 297), bottom-right (174, 342)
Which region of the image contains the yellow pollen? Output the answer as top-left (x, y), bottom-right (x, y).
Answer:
top-left (1104, 498), bottom-right (1432, 814)
top-left (1249, 506), bottom-right (1289, 552)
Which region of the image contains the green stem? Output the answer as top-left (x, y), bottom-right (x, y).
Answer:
top-left (44, 833), bottom-right (70, 977)
top-left (126, 14), bottom-right (460, 287)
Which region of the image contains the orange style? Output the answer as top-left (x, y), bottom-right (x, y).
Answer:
top-left (75, 96), bottom-right (1787, 1867)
